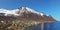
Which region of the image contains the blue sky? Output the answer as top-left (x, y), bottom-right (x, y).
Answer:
top-left (0, 0), bottom-right (60, 21)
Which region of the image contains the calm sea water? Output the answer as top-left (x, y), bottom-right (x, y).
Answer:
top-left (24, 21), bottom-right (60, 30)
top-left (44, 21), bottom-right (60, 30)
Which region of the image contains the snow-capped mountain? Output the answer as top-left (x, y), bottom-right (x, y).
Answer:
top-left (0, 7), bottom-right (56, 22)
top-left (0, 7), bottom-right (45, 16)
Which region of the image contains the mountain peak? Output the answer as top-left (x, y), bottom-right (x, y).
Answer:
top-left (18, 7), bottom-right (44, 16)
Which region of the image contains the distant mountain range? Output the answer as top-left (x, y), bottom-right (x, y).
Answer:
top-left (0, 7), bottom-right (56, 22)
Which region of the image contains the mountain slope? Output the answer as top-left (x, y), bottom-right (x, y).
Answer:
top-left (0, 7), bottom-right (56, 22)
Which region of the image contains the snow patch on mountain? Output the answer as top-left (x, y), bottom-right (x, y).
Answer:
top-left (0, 9), bottom-right (8, 13)
top-left (0, 9), bottom-right (19, 16)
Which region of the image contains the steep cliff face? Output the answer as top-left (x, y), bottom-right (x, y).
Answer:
top-left (0, 7), bottom-right (56, 22)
